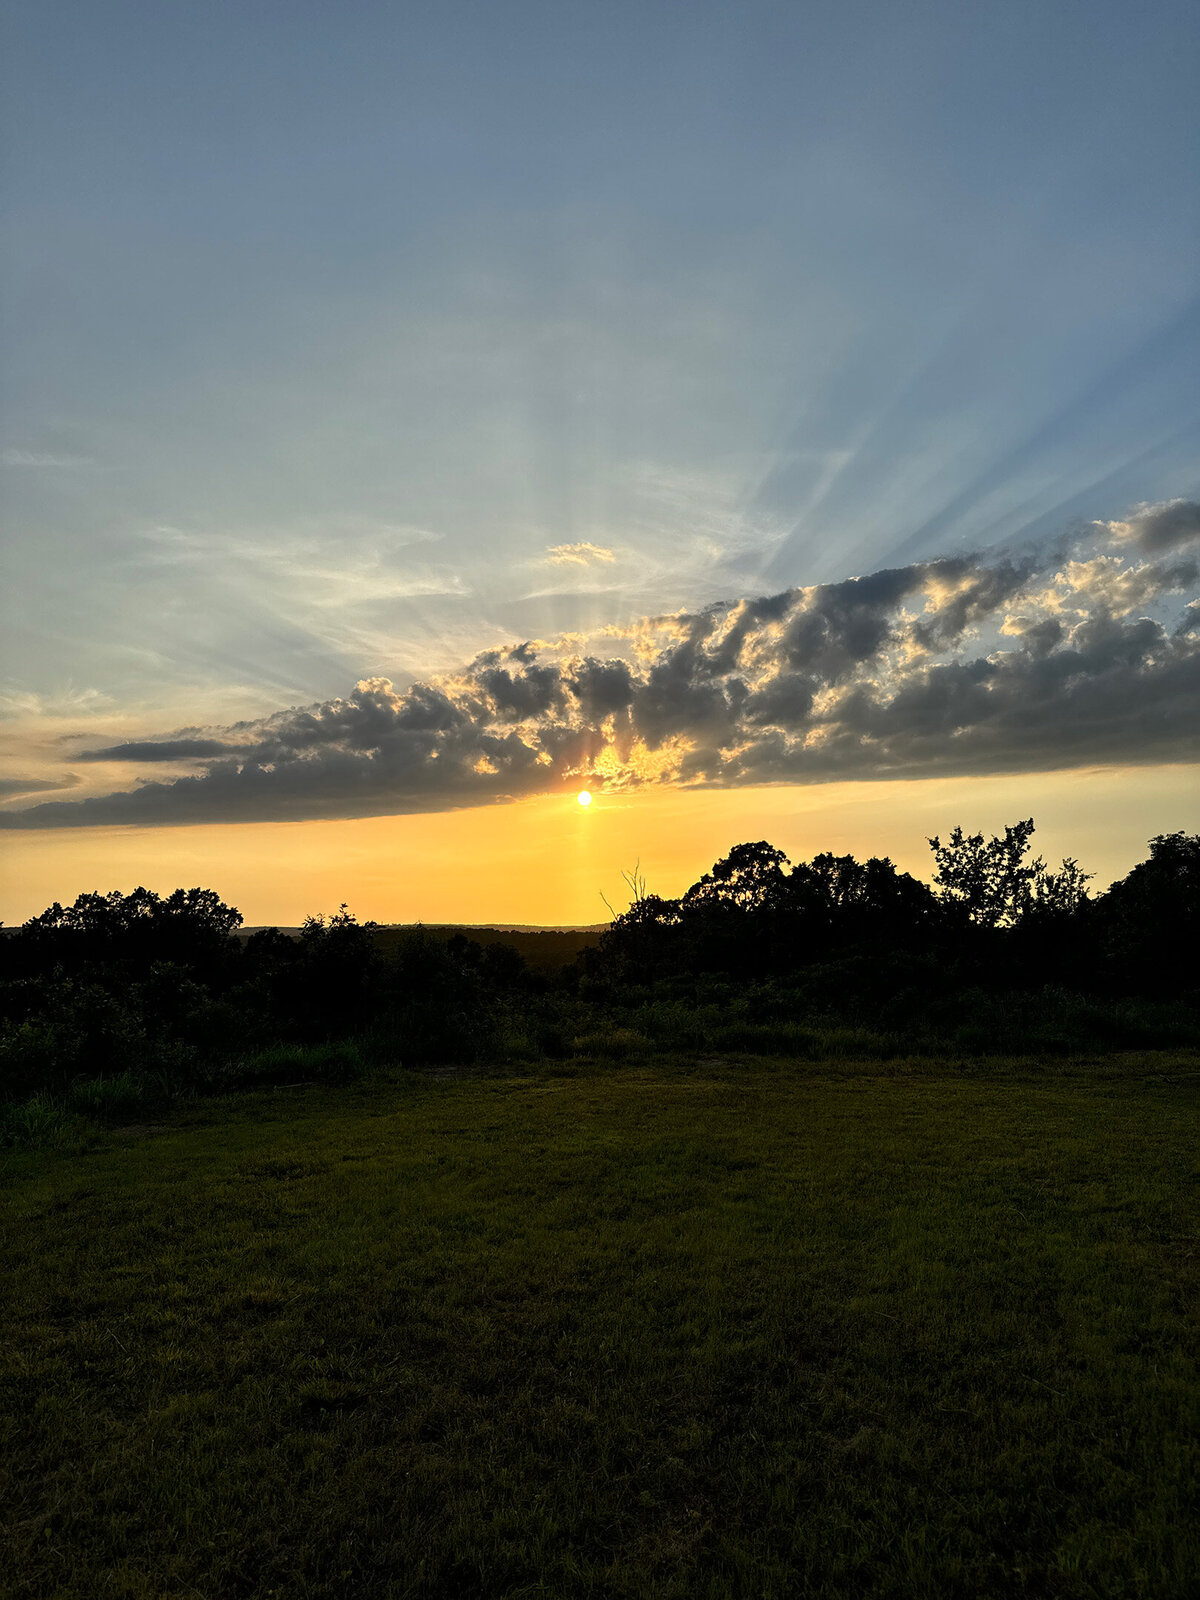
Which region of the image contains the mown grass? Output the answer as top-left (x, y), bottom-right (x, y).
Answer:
top-left (2, 1055), bottom-right (1198, 1599)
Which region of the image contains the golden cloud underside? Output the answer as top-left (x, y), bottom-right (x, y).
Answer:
top-left (3, 501), bottom-right (1197, 829)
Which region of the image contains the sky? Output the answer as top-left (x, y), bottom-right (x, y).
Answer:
top-left (1, 0), bottom-right (1197, 923)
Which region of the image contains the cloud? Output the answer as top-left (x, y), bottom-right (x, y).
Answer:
top-left (0, 686), bottom-right (114, 721)
top-left (77, 738), bottom-right (238, 763)
top-left (1097, 498), bottom-right (1200, 554)
top-left (3, 504), bottom-right (1197, 829)
top-left (1048, 555), bottom-right (1198, 619)
top-left (0, 774), bottom-right (81, 798)
top-left (545, 542), bottom-right (617, 566)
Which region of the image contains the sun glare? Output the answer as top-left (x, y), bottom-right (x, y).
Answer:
top-left (577, 790), bottom-right (592, 807)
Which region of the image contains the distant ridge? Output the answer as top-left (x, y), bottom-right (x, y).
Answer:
top-left (393, 921), bottom-right (611, 933)
top-left (240, 921), bottom-right (610, 935)
top-left (237, 922), bottom-right (609, 970)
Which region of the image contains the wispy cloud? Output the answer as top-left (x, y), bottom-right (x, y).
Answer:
top-left (0, 774), bottom-right (81, 798)
top-left (518, 464), bottom-right (791, 608)
top-left (0, 686), bottom-right (115, 722)
top-left (4, 503), bottom-right (1196, 829)
top-left (545, 542), bottom-right (617, 567)
top-left (140, 519), bottom-right (462, 606)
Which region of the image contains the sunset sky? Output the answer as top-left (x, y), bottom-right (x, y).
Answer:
top-left (2, 0), bottom-right (1197, 925)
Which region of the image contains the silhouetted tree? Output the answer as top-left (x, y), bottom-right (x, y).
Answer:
top-left (783, 852), bottom-right (938, 956)
top-left (1028, 857), bottom-right (1093, 919)
top-left (602, 841), bottom-right (941, 979)
top-left (1098, 832), bottom-right (1200, 996)
top-left (927, 820), bottom-right (1042, 929)
top-left (5, 821), bottom-right (1198, 1103)
top-left (592, 861), bottom-right (680, 981)
top-left (9, 886), bottom-right (242, 982)
top-left (288, 906), bottom-right (384, 1037)
top-left (927, 818), bottom-right (1090, 935)
top-left (682, 842), bottom-right (791, 914)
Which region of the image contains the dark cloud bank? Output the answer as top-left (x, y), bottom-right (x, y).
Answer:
top-left (5, 501), bottom-right (1198, 829)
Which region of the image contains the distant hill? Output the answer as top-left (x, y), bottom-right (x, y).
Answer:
top-left (398, 922), bottom-right (611, 934)
top-left (373, 924), bottom-right (608, 970)
top-left (238, 922), bottom-right (610, 970)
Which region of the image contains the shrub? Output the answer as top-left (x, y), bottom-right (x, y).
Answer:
top-left (205, 1041), bottom-right (367, 1090)
top-left (572, 1027), bottom-right (651, 1060)
top-left (67, 1072), bottom-right (159, 1121)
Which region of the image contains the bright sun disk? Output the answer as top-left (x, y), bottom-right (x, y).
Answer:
top-left (577, 790), bottom-right (592, 807)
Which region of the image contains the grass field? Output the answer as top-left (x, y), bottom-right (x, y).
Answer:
top-left (2, 1055), bottom-right (1198, 1598)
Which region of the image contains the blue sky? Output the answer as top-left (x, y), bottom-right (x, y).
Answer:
top-left (1, 0), bottom-right (1197, 823)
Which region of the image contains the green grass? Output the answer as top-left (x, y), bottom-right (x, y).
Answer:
top-left (2, 1054), bottom-right (1198, 1598)
top-left (0, 1095), bottom-right (87, 1154)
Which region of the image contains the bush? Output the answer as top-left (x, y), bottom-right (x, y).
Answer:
top-left (572, 1027), bottom-right (652, 1060)
top-left (204, 1041), bottom-right (368, 1090)
top-left (0, 1019), bottom-right (81, 1100)
top-left (67, 1072), bottom-right (158, 1121)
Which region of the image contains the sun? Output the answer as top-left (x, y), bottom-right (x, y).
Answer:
top-left (576, 790), bottom-right (592, 807)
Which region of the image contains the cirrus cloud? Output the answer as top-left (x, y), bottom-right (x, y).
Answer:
top-left (544, 542), bottom-right (617, 566)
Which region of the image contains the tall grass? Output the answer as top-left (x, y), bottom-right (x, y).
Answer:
top-left (66, 1070), bottom-right (160, 1120)
top-left (0, 1093), bottom-right (84, 1150)
top-left (201, 1039), bottom-right (370, 1089)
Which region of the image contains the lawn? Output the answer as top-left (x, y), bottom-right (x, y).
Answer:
top-left (2, 1056), bottom-right (1198, 1598)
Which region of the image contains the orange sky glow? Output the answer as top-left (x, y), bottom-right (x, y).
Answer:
top-left (3, 765), bottom-right (1195, 929)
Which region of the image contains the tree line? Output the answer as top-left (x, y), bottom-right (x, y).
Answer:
top-left (1, 821), bottom-right (1197, 1105)
top-left (601, 823), bottom-right (1197, 995)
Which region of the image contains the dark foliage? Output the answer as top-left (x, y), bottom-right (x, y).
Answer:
top-left (589, 823), bottom-right (1198, 1043)
top-left (1, 823), bottom-right (1197, 1106)
top-left (1097, 831), bottom-right (1200, 999)
top-left (0, 889), bottom-right (527, 1100)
